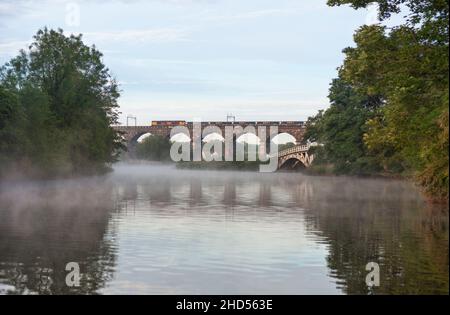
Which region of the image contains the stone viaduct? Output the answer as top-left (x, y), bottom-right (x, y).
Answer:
top-left (113, 121), bottom-right (313, 169)
top-left (114, 121), bottom-right (306, 145)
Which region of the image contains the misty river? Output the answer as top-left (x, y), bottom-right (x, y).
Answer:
top-left (0, 164), bottom-right (448, 295)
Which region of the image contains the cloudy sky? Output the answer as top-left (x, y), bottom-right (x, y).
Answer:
top-left (0, 0), bottom-right (383, 125)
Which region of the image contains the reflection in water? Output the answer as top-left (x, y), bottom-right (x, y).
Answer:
top-left (0, 178), bottom-right (118, 295)
top-left (297, 178), bottom-right (449, 295)
top-left (0, 164), bottom-right (448, 295)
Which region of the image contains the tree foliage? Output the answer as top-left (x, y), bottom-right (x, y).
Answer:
top-left (0, 28), bottom-right (123, 177)
top-left (135, 135), bottom-right (172, 161)
top-left (327, 0), bottom-right (448, 26)
top-left (309, 1), bottom-right (449, 200)
top-left (305, 78), bottom-right (382, 175)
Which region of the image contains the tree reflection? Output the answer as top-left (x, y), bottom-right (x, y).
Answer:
top-left (295, 177), bottom-right (449, 295)
top-left (0, 179), bottom-right (118, 295)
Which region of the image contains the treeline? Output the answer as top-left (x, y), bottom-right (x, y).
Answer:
top-left (0, 28), bottom-right (123, 178)
top-left (135, 135), bottom-right (172, 161)
top-left (306, 0), bottom-right (449, 202)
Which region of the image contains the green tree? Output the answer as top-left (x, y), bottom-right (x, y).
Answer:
top-left (305, 78), bottom-right (382, 175)
top-left (0, 86), bottom-right (26, 170)
top-left (327, 0), bottom-right (448, 25)
top-left (0, 28), bottom-right (123, 177)
top-left (325, 0), bottom-right (449, 200)
top-left (136, 135), bottom-right (172, 161)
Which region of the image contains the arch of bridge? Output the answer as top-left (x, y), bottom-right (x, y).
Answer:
top-left (278, 152), bottom-right (314, 168)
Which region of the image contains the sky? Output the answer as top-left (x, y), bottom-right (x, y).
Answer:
top-left (0, 0), bottom-right (382, 125)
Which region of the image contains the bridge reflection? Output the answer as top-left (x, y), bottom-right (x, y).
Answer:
top-left (115, 177), bottom-right (287, 208)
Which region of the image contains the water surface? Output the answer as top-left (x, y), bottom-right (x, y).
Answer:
top-left (0, 164), bottom-right (448, 295)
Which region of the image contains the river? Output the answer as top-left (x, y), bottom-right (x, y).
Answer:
top-left (0, 164), bottom-right (448, 295)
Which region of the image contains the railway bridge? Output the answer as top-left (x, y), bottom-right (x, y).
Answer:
top-left (114, 121), bottom-right (306, 145)
top-left (113, 121), bottom-right (314, 169)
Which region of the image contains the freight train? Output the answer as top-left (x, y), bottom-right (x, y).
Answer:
top-left (151, 120), bottom-right (187, 127)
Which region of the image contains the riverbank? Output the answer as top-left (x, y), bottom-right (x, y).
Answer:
top-left (0, 163), bottom-right (113, 182)
top-left (304, 163), bottom-right (448, 205)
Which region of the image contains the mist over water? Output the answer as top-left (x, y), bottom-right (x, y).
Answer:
top-left (0, 163), bottom-right (448, 295)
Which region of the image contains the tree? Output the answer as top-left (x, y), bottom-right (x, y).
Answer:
top-left (324, 0), bottom-right (449, 200)
top-left (327, 0), bottom-right (448, 26)
top-left (136, 135), bottom-right (172, 161)
top-left (0, 28), bottom-right (123, 177)
top-left (0, 86), bottom-right (26, 168)
top-left (305, 78), bottom-right (382, 175)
